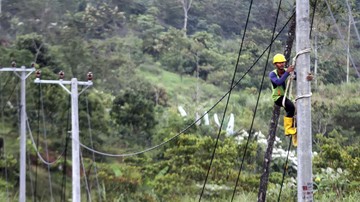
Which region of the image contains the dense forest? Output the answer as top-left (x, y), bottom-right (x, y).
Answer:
top-left (0, 0), bottom-right (360, 201)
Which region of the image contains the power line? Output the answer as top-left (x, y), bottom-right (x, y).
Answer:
top-left (199, 0), bottom-right (255, 200)
top-left (1, 78), bottom-right (19, 113)
top-left (34, 74), bottom-right (93, 202)
top-left (2, 141), bottom-right (10, 202)
top-left (38, 83), bottom-right (55, 201)
top-left (26, 149), bottom-right (35, 202)
top-left (277, 137), bottom-right (293, 202)
top-left (34, 84), bottom-right (41, 202)
top-left (232, 0), bottom-right (284, 200)
top-left (80, 151), bottom-right (92, 202)
top-left (84, 93), bottom-right (102, 201)
top-left (0, 74), bottom-right (14, 92)
top-left (26, 117), bottom-right (65, 165)
top-left (345, 0), bottom-right (360, 45)
top-left (77, 13), bottom-right (297, 159)
top-left (61, 96), bottom-right (71, 202)
top-left (0, 64), bottom-right (35, 202)
top-left (0, 72), bottom-right (11, 202)
top-left (309, 0), bottom-right (318, 39)
top-left (60, 132), bottom-right (70, 202)
top-left (324, 0), bottom-right (360, 78)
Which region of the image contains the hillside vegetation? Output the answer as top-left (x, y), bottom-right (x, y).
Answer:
top-left (0, 0), bottom-right (360, 201)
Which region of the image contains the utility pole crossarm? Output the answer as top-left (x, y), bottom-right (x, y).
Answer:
top-left (0, 66), bottom-right (35, 77)
top-left (34, 71), bottom-right (93, 202)
top-left (34, 78), bottom-right (93, 86)
top-left (0, 67), bottom-right (36, 71)
top-left (34, 78), bottom-right (93, 94)
top-left (0, 65), bottom-right (35, 202)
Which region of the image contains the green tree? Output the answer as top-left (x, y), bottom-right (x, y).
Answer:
top-left (85, 36), bottom-right (142, 91)
top-left (130, 8), bottom-right (165, 55)
top-left (50, 37), bottom-right (91, 78)
top-left (110, 82), bottom-right (158, 146)
top-left (80, 2), bottom-right (126, 39)
top-left (15, 33), bottom-right (54, 67)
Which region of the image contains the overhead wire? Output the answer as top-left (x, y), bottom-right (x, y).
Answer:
top-left (277, 138), bottom-right (293, 202)
top-left (345, 0), bottom-right (360, 46)
top-left (0, 3), bottom-right (329, 202)
top-left (0, 74), bottom-right (13, 94)
top-left (60, 96), bottom-right (71, 202)
top-left (324, 0), bottom-right (360, 78)
top-left (28, 42), bottom-right (43, 202)
top-left (60, 132), bottom-right (70, 202)
top-left (26, 95), bottom-right (67, 166)
top-left (80, 151), bottom-right (92, 202)
top-left (309, 0), bottom-right (318, 38)
top-left (231, 0), bottom-right (284, 200)
top-left (76, 12), bottom-right (297, 158)
top-left (26, 119), bottom-right (65, 162)
top-left (0, 73), bottom-right (11, 202)
top-left (34, 79), bottom-right (42, 202)
top-left (199, 0), bottom-right (254, 201)
top-left (77, 92), bottom-right (100, 202)
top-left (1, 138), bottom-right (10, 202)
top-left (39, 83), bottom-right (60, 202)
top-left (27, 83), bottom-right (75, 201)
top-left (2, 5), bottom-right (309, 202)
top-left (84, 93), bottom-right (102, 201)
top-left (27, 149), bottom-right (35, 202)
top-left (1, 78), bottom-right (19, 113)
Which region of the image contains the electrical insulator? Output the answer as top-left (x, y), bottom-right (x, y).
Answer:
top-left (11, 61), bottom-right (16, 67)
top-left (35, 70), bottom-right (41, 78)
top-left (31, 62), bottom-right (35, 68)
top-left (59, 71), bottom-right (65, 79)
top-left (87, 72), bottom-right (93, 80)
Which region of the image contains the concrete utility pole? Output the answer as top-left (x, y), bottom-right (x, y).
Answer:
top-left (34, 71), bottom-right (93, 202)
top-left (0, 63), bottom-right (35, 202)
top-left (296, 1), bottom-right (313, 201)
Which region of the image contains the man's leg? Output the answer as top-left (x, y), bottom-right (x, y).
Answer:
top-left (275, 96), bottom-right (297, 135)
top-left (283, 97), bottom-right (297, 146)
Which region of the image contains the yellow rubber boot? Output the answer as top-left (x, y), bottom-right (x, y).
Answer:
top-left (284, 116), bottom-right (297, 146)
top-left (292, 134), bottom-right (298, 147)
top-left (284, 117), bottom-right (296, 136)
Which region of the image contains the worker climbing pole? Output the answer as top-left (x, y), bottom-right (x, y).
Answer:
top-left (270, 53), bottom-right (298, 146)
top-left (257, 9), bottom-right (296, 202)
top-left (258, 1), bottom-right (314, 201)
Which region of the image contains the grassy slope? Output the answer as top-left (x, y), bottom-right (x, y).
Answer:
top-left (137, 65), bottom-right (224, 106)
top-left (137, 64), bottom-right (275, 133)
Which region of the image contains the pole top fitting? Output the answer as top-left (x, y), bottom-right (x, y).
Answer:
top-left (59, 71), bottom-right (65, 79)
top-left (87, 72), bottom-right (93, 80)
top-left (35, 70), bottom-right (41, 78)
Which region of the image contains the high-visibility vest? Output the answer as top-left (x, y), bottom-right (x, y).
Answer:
top-left (271, 69), bottom-right (288, 102)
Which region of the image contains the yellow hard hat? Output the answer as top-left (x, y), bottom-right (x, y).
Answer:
top-left (273, 53), bottom-right (286, 64)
